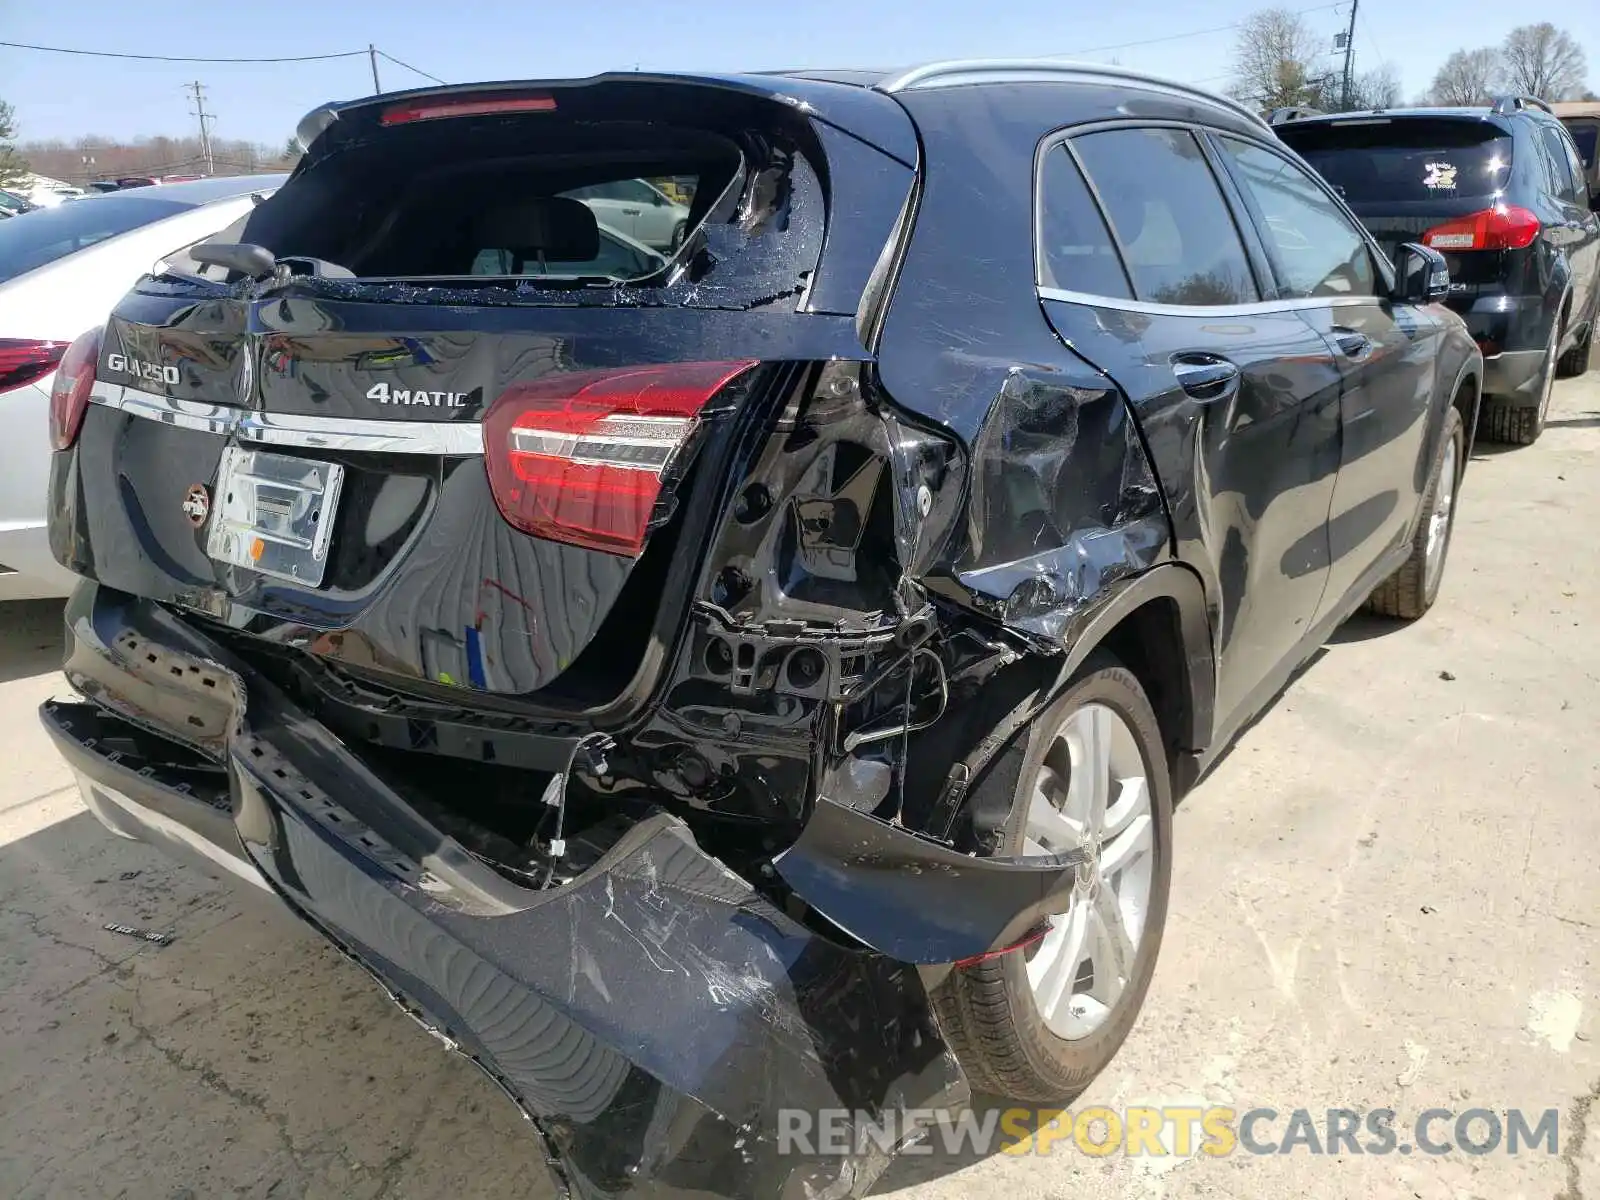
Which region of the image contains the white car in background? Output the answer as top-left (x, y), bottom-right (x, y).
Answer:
top-left (0, 174), bottom-right (286, 600)
top-left (562, 178), bottom-right (691, 251)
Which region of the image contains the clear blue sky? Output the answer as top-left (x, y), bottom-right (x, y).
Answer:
top-left (2, 0), bottom-right (1596, 147)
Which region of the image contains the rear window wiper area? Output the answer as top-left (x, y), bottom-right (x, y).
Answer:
top-left (185, 242), bottom-right (356, 285)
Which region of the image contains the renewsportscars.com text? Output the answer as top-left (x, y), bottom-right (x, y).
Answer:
top-left (777, 1106), bottom-right (1561, 1158)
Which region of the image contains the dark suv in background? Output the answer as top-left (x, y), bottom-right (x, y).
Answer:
top-left (1276, 96), bottom-right (1600, 445)
top-left (40, 63), bottom-right (1479, 1198)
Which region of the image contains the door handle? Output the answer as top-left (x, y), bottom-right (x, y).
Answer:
top-left (621, 206), bottom-right (642, 215)
top-left (1332, 329), bottom-right (1373, 359)
top-left (1171, 354), bottom-right (1240, 401)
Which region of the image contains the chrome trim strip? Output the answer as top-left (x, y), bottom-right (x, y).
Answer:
top-left (88, 381), bottom-right (236, 435)
top-left (240, 412), bottom-right (485, 456)
top-left (88, 381), bottom-right (485, 455)
top-left (878, 59), bottom-right (1268, 130)
top-left (1036, 285), bottom-right (1383, 318)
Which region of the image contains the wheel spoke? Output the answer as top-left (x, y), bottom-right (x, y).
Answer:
top-left (1100, 812), bottom-right (1153, 877)
top-left (1063, 706), bottom-right (1113, 835)
top-left (1088, 889), bottom-right (1135, 1004)
top-left (1026, 778), bottom-right (1082, 851)
top-left (1101, 775), bottom-right (1148, 841)
top-left (1028, 903), bottom-right (1089, 1021)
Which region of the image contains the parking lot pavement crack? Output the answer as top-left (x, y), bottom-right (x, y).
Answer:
top-left (8, 905), bottom-right (121, 971)
top-left (120, 1006), bottom-right (317, 1175)
top-left (1560, 1075), bottom-right (1600, 1200)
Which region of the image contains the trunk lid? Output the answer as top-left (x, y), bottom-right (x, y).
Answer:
top-left (61, 75), bottom-right (915, 711)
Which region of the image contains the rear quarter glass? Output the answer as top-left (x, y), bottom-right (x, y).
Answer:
top-left (1282, 119), bottom-right (1513, 204)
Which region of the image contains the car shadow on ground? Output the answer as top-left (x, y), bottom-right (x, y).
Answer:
top-left (0, 598), bottom-right (65, 685)
top-left (870, 1091), bottom-right (1074, 1193)
top-left (1546, 410), bottom-right (1600, 429)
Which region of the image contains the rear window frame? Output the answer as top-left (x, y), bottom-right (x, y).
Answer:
top-left (1032, 117), bottom-right (1274, 310)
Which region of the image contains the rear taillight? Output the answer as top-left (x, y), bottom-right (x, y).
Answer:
top-left (1422, 204), bottom-right (1540, 252)
top-left (48, 326), bottom-right (102, 450)
top-left (483, 361), bottom-right (758, 557)
top-left (380, 94), bottom-right (556, 125)
top-left (0, 339), bottom-right (69, 395)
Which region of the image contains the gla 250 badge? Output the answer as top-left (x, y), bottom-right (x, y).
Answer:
top-left (106, 352), bottom-right (181, 386)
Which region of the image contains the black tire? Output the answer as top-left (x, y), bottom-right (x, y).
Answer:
top-left (1556, 305), bottom-right (1595, 378)
top-left (669, 221), bottom-right (687, 251)
top-left (932, 655), bottom-right (1173, 1102)
top-left (1365, 406), bottom-right (1464, 620)
top-left (1480, 318), bottom-right (1559, 446)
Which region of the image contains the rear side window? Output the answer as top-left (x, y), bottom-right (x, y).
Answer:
top-left (1568, 123), bottom-right (1598, 173)
top-left (1072, 128), bottom-right (1258, 306)
top-left (1216, 137), bottom-right (1377, 299)
top-left (1280, 119), bottom-right (1512, 203)
top-left (1037, 146), bottom-right (1131, 298)
top-left (1539, 124), bottom-right (1582, 204)
top-left (0, 194), bottom-right (188, 284)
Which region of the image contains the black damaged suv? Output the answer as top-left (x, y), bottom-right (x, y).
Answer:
top-left (42, 63), bottom-right (1480, 1199)
top-left (1276, 95), bottom-right (1600, 445)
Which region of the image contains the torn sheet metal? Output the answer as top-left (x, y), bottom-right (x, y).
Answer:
top-left (774, 796), bottom-right (1089, 964)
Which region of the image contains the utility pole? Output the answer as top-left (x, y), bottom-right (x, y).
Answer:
top-left (1340, 0), bottom-right (1360, 109)
top-left (186, 81), bottom-right (215, 176)
top-left (369, 45), bottom-right (381, 94)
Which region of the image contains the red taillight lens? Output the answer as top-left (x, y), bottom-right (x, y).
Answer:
top-left (48, 326), bottom-right (103, 450)
top-left (0, 338), bottom-right (69, 395)
top-left (379, 94), bottom-right (556, 125)
top-left (483, 361), bottom-right (758, 557)
top-left (1422, 204), bottom-right (1540, 252)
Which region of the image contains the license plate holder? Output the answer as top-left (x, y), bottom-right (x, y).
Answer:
top-left (206, 446), bottom-right (344, 587)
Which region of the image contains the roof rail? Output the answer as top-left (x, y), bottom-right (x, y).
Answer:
top-left (877, 59), bottom-right (1268, 128)
top-left (1268, 105), bottom-right (1325, 125)
top-left (1491, 94), bottom-right (1554, 116)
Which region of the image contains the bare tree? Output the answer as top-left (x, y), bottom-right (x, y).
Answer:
top-left (0, 100), bottom-right (30, 188)
top-left (1499, 23), bottom-right (1587, 100)
top-left (1427, 47), bottom-right (1500, 106)
top-left (1350, 64), bottom-right (1402, 110)
top-left (1229, 8), bottom-right (1329, 109)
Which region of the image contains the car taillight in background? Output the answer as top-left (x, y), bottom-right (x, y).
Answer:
top-left (1422, 204), bottom-right (1540, 252)
top-left (0, 339), bottom-right (69, 395)
top-left (483, 360), bottom-right (757, 557)
top-left (48, 326), bottom-right (103, 450)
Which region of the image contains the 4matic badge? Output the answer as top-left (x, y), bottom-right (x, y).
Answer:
top-left (182, 483), bottom-right (210, 527)
top-left (365, 382), bottom-right (471, 408)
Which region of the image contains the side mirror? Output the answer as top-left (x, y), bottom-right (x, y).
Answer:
top-left (1394, 242), bottom-right (1450, 303)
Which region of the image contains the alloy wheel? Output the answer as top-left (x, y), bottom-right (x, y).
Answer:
top-left (1021, 703), bottom-right (1155, 1040)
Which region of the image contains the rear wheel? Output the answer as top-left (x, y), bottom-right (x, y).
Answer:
top-left (1480, 319), bottom-right (1558, 445)
top-left (669, 221), bottom-right (687, 251)
top-left (1365, 406), bottom-right (1463, 620)
top-left (933, 657), bottom-right (1172, 1102)
top-left (1556, 304), bottom-right (1595, 377)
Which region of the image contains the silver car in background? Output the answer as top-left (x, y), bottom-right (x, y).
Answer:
top-left (0, 175), bottom-right (285, 600)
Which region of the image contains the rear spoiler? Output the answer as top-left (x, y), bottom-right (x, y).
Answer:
top-left (293, 73), bottom-right (919, 167)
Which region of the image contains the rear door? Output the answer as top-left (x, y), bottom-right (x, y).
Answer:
top-left (1210, 132), bottom-right (1441, 615)
top-left (1539, 120), bottom-right (1600, 329)
top-left (1035, 126), bottom-right (1343, 729)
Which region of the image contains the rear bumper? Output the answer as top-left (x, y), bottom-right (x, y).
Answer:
top-left (1447, 293), bottom-right (1556, 402)
top-left (46, 581), bottom-right (970, 1199)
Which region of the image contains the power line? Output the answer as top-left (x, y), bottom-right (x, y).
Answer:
top-left (1057, 2), bottom-right (1345, 60)
top-left (0, 39), bottom-right (366, 63)
top-left (377, 51), bottom-right (447, 86)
